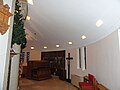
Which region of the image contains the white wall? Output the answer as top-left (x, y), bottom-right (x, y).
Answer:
top-left (87, 30), bottom-right (120, 90)
top-left (9, 44), bottom-right (21, 90)
top-left (0, 0), bottom-right (15, 90)
top-left (67, 30), bottom-right (120, 90)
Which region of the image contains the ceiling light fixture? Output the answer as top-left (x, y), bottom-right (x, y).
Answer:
top-left (68, 42), bottom-right (72, 45)
top-left (96, 19), bottom-right (103, 27)
top-left (56, 45), bottom-right (60, 48)
top-left (27, 0), bottom-right (33, 5)
top-left (44, 46), bottom-right (47, 49)
top-left (81, 35), bottom-right (87, 40)
top-left (31, 46), bottom-right (34, 50)
top-left (26, 16), bottom-right (31, 20)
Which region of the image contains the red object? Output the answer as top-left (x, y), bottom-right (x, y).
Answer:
top-left (88, 74), bottom-right (94, 83)
top-left (79, 74), bottom-right (95, 90)
top-left (79, 82), bottom-right (93, 86)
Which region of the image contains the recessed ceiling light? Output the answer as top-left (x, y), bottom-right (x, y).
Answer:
top-left (26, 16), bottom-right (31, 20)
top-left (68, 42), bottom-right (72, 45)
top-left (44, 46), bottom-right (47, 49)
top-left (56, 45), bottom-right (60, 48)
top-left (27, 0), bottom-right (33, 5)
top-left (81, 35), bottom-right (87, 40)
top-left (31, 46), bottom-right (34, 50)
top-left (96, 19), bottom-right (103, 27)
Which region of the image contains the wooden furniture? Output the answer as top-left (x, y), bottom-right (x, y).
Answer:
top-left (80, 74), bottom-right (108, 90)
top-left (84, 76), bottom-right (89, 82)
top-left (79, 74), bottom-right (98, 90)
top-left (27, 60), bottom-right (51, 80)
top-left (97, 84), bottom-right (108, 90)
top-left (41, 50), bottom-right (66, 80)
top-left (0, 3), bottom-right (12, 35)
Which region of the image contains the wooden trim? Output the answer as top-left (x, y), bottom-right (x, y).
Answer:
top-left (97, 84), bottom-right (109, 90)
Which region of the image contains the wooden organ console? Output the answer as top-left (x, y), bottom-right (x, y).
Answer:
top-left (27, 60), bottom-right (51, 80)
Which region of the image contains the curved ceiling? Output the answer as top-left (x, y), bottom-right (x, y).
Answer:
top-left (24, 0), bottom-right (120, 51)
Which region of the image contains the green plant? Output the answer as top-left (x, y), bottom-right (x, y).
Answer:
top-left (12, 0), bottom-right (27, 49)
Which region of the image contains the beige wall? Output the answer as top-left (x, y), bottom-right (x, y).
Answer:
top-left (87, 30), bottom-right (120, 90)
top-left (22, 51), bottom-right (41, 66)
top-left (67, 30), bottom-right (120, 90)
top-left (29, 51), bottom-right (41, 61)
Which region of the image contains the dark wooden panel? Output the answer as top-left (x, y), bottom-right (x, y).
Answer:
top-left (41, 50), bottom-right (66, 80)
top-left (27, 60), bottom-right (51, 80)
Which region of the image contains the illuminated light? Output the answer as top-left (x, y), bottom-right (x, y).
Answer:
top-left (44, 46), bottom-right (47, 49)
top-left (26, 16), bottom-right (31, 20)
top-left (31, 46), bottom-right (34, 50)
top-left (68, 42), bottom-right (72, 45)
top-left (96, 19), bottom-right (103, 27)
top-left (81, 35), bottom-right (87, 40)
top-left (56, 45), bottom-right (60, 48)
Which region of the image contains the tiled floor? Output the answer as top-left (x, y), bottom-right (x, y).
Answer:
top-left (20, 76), bottom-right (78, 90)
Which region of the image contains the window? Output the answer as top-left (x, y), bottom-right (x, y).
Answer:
top-left (77, 47), bottom-right (87, 70)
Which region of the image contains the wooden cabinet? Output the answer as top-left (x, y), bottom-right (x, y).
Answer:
top-left (27, 60), bottom-right (51, 80)
top-left (41, 50), bottom-right (66, 80)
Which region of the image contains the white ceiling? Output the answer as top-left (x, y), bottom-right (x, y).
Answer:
top-left (24, 0), bottom-right (120, 51)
